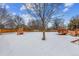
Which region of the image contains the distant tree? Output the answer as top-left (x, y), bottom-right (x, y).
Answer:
top-left (0, 4), bottom-right (25, 30)
top-left (13, 15), bottom-right (25, 28)
top-left (68, 16), bottom-right (79, 30)
top-left (51, 17), bottom-right (64, 30)
top-left (0, 7), bottom-right (10, 29)
top-left (0, 7), bottom-right (25, 29)
top-left (27, 20), bottom-right (35, 30)
top-left (24, 3), bottom-right (62, 40)
top-left (27, 19), bottom-right (42, 31)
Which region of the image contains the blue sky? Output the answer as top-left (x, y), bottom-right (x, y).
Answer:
top-left (0, 3), bottom-right (79, 25)
top-left (62, 3), bottom-right (79, 24)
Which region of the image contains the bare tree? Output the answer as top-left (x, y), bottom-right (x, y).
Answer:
top-left (68, 15), bottom-right (79, 30)
top-left (0, 7), bottom-right (10, 29)
top-left (0, 4), bottom-right (25, 30)
top-left (27, 19), bottom-right (42, 31)
top-left (51, 17), bottom-right (64, 30)
top-left (13, 15), bottom-right (25, 28)
top-left (27, 19), bottom-right (35, 30)
top-left (24, 3), bottom-right (62, 40)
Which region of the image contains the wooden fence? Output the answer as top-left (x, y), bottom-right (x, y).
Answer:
top-left (0, 29), bottom-right (17, 33)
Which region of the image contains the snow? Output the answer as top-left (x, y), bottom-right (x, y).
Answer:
top-left (0, 32), bottom-right (79, 56)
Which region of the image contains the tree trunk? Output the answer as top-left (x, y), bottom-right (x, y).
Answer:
top-left (42, 20), bottom-right (46, 40)
top-left (42, 31), bottom-right (45, 40)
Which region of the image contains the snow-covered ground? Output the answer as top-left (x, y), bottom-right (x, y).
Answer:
top-left (0, 32), bottom-right (79, 56)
